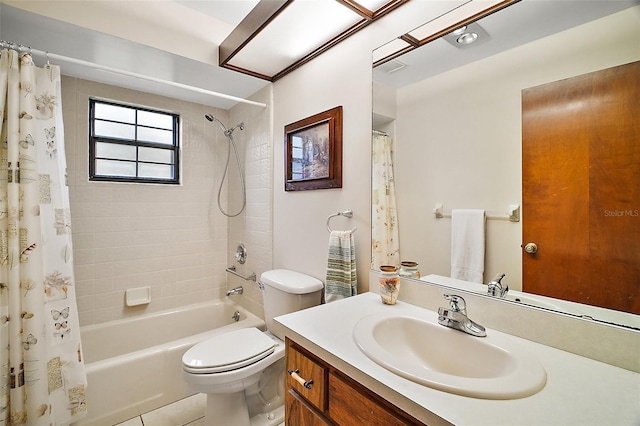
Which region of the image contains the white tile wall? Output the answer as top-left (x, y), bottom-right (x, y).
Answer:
top-left (227, 87), bottom-right (273, 319)
top-left (62, 76), bottom-right (269, 325)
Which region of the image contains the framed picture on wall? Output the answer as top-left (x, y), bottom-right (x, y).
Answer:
top-left (285, 106), bottom-right (343, 191)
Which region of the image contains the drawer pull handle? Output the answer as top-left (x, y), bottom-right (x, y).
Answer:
top-left (288, 369), bottom-right (313, 389)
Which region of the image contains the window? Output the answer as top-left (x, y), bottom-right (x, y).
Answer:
top-left (89, 99), bottom-right (179, 184)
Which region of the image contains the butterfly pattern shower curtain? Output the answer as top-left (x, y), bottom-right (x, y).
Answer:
top-left (371, 133), bottom-right (400, 270)
top-left (0, 50), bottom-right (86, 424)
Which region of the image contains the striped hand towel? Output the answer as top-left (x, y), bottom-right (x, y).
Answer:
top-left (325, 230), bottom-right (357, 303)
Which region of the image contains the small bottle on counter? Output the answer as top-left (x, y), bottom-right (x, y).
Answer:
top-left (399, 261), bottom-right (420, 279)
top-left (378, 265), bottom-right (400, 305)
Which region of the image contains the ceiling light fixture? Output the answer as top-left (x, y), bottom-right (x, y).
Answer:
top-left (457, 32), bottom-right (479, 45)
top-left (373, 0), bottom-right (516, 68)
top-left (219, 0), bottom-right (410, 82)
top-left (451, 26), bottom-right (467, 36)
top-left (442, 21), bottom-right (489, 49)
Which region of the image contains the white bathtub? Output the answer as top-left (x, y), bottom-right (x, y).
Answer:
top-left (77, 300), bottom-right (265, 425)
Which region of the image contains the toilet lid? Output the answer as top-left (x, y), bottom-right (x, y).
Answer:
top-left (182, 328), bottom-right (276, 374)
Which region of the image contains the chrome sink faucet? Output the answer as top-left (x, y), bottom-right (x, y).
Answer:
top-left (487, 273), bottom-right (509, 298)
top-left (438, 294), bottom-right (487, 337)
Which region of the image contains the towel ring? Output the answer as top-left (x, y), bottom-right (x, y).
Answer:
top-left (327, 210), bottom-right (357, 233)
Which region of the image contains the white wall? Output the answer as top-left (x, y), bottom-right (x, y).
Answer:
top-left (227, 86), bottom-right (273, 318)
top-left (272, 40), bottom-right (373, 291)
top-left (271, 1), bottom-right (474, 290)
top-left (391, 7), bottom-right (640, 290)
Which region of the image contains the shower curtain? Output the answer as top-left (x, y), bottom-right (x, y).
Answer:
top-left (371, 133), bottom-right (400, 269)
top-left (0, 50), bottom-right (86, 424)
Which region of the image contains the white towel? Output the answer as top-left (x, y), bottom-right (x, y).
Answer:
top-left (450, 209), bottom-right (486, 283)
top-left (325, 230), bottom-right (357, 303)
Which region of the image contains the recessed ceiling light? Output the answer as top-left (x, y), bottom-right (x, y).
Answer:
top-left (457, 32), bottom-right (479, 45)
top-left (451, 26), bottom-right (467, 36)
top-left (442, 22), bottom-right (489, 49)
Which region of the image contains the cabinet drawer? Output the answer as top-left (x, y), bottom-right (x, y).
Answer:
top-left (286, 340), bottom-right (327, 412)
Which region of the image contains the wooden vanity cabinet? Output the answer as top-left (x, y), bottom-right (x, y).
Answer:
top-left (285, 338), bottom-right (426, 426)
top-left (285, 338), bottom-right (331, 425)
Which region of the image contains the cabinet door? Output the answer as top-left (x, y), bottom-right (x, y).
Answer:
top-left (328, 371), bottom-right (422, 426)
top-left (286, 340), bottom-right (327, 412)
top-left (286, 389), bottom-right (333, 426)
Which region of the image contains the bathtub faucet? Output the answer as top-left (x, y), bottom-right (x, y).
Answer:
top-left (226, 286), bottom-right (243, 296)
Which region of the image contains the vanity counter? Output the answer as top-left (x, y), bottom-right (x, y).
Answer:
top-left (274, 292), bottom-right (640, 425)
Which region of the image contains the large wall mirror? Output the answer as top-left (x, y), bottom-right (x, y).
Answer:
top-left (372, 0), bottom-right (639, 329)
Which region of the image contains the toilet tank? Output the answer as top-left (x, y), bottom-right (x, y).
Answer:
top-left (260, 269), bottom-right (323, 339)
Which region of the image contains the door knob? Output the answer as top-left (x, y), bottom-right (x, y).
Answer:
top-left (524, 242), bottom-right (538, 254)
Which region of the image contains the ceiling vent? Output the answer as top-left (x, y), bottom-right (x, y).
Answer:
top-left (377, 59), bottom-right (406, 74)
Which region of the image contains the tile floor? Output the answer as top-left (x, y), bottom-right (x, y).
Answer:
top-left (115, 394), bottom-right (206, 426)
top-left (114, 393), bottom-right (286, 426)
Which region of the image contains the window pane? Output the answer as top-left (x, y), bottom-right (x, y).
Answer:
top-left (94, 103), bottom-right (135, 123)
top-left (138, 110), bottom-right (173, 130)
top-left (138, 127), bottom-right (173, 145)
top-left (90, 99), bottom-right (179, 184)
top-left (95, 159), bottom-right (137, 177)
top-left (96, 142), bottom-right (136, 161)
top-left (139, 163), bottom-right (174, 179)
top-left (139, 147), bottom-right (173, 164)
top-left (292, 162), bottom-right (303, 180)
top-left (94, 120), bottom-right (135, 140)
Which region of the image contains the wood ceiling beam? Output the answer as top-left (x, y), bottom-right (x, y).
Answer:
top-left (219, 0), bottom-right (291, 68)
top-left (219, 0), bottom-right (410, 82)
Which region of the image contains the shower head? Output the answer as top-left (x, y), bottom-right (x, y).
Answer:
top-left (204, 113), bottom-right (248, 217)
top-left (205, 113), bottom-right (228, 135)
top-left (204, 113), bottom-right (244, 136)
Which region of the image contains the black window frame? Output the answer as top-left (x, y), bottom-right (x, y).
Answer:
top-left (89, 99), bottom-right (180, 184)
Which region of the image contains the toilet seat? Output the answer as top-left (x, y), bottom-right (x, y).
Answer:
top-left (183, 328), bottom-right (276, 374)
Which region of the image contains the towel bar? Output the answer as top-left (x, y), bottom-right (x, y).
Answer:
top-left (225, 266), bottom-right (256, 282)
top-left (433, 204), bottom-right (520, 222)
top-left (327, 210), bottom-right (357, 233)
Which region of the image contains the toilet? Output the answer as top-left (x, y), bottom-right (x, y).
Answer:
top-left (182, 269), bottom-right (323, 426)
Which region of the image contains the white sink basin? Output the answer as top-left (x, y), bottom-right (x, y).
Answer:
top-left (353, 314), bottom-right (547, 399)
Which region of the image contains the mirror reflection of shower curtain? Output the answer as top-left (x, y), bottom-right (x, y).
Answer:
top-left (0, 49), bottom-right (87, 424)
top-left (371, 133), bottom-right (400, 269)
